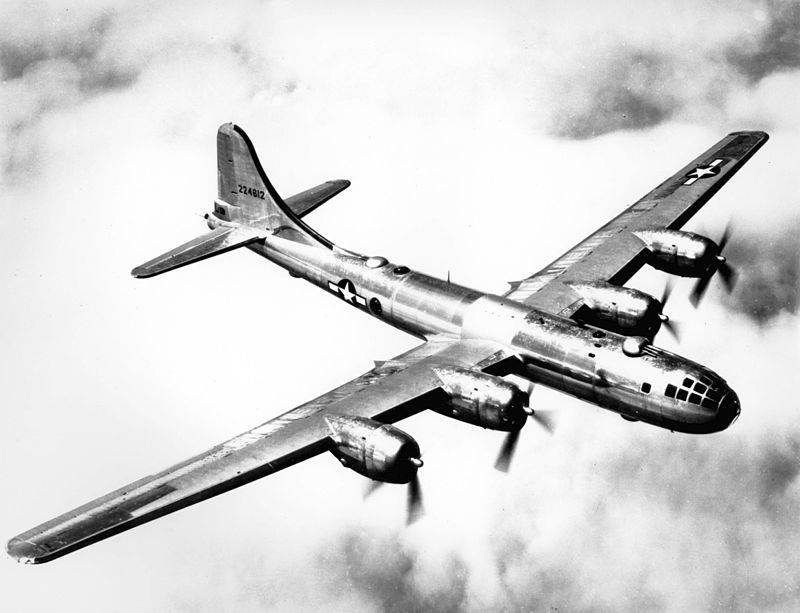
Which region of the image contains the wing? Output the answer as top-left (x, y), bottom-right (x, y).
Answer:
top-left (131, 225), bottom-right (268, 278)
top-left (284, 180), bottom-right (351, 218)
top-left (504, 131), bottom-right (768, 315)
top-left (7, 337), bottom-right (517, 564)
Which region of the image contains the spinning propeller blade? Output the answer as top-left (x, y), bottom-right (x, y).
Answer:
top-left (691, 223), bottom-right (737, 307)
top-left (658, 281), bottom-right (681, 341)
top-left (406, 474), bottom-right (424, 525)
top-left (494, 429), bottom-right (521, 473)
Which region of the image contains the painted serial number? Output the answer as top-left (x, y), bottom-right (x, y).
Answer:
top-left (238, 184), bottom-right (265, 199)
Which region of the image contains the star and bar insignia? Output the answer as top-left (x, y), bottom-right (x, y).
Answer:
top-left (683, 158), bottom-right (724, 185)
top-left (328, 278), bottom-right (367, 307)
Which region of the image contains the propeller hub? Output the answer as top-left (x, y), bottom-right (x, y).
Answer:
top-left (408, 457), bottom-right (423, 468)
top-left (522, 405), bottom-right (534, 416)
top-left (716, 254), bottom-right (726, 263)
top-left (658, 313), bottom-right (669, 322)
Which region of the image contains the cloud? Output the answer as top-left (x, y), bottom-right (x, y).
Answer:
top-left (1, 2), bottom-right (799, 613)
top-left (722, 217), bottom-right (800, 324)
top-left (727, 0), bottom-right (800, 83)
top-left (542, 0), bottom-right (800, 139)
top-left (549, 49), bottom-right (678, 139)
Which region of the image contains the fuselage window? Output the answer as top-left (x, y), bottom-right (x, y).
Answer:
top-left (689, 393), bottom-right (702, 405)
top-left (588, 352), bottom-right (595, 358)
top-left (694, 382), bottom-right (707, 394)
top-left (676, 389), bottom-right (688, 401)
top-left (682, 377), bottom-right (693, 388)
top-left (393, 266), bottom-right (410, 275)
top-left (641, 382), bottom-right (651, 394)
top-left (592, 330), bottom-right (606, 339)
top-left (665, 384), bottom-right (677, 398)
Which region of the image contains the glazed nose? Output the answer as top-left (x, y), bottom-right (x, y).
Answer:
top-left (718, 390), bottom-right (741, 429)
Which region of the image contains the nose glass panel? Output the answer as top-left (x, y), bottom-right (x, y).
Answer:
top-left (719, 391), bottom-right (741, 427)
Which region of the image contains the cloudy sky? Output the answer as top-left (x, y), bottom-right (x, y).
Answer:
top-left (2, 1), bottom-right (799, 611)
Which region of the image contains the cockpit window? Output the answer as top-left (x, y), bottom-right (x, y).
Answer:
top-left (689, 393), bottom-right (702, 405)
top-left (665, 384), bottom-right (677, 398)
top-left (694, 382), bottom-right (707, 394)
top-left (682, 377), bottom-right (693, 388)
top-left (702, 398), bottom-right (717, 409)
top-left (641, 382), bottom-right (651, 394)
top-left (699, 374), bottom-right (713, 385)
top-left (676, 389), bottom-right (688, 401)
top-left (706, 390), bottom-right (720, 402)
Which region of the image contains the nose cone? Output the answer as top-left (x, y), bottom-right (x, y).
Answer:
top-left (716, 390), bottom-right (741, 430)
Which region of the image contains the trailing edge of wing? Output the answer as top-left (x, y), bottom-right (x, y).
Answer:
top-left (284, 180), bottom-right (351, 218)
top-left (131, 225), bottom-right (267, 278)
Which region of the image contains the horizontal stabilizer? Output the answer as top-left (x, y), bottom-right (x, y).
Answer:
top-left (131, 225), bottom-right (267, 278)
top-left (284, 180), bottom-right (351, 218)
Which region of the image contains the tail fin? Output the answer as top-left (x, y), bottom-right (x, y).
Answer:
top-left (131, 124), bottom-right (340, 278)
top-left (214, 123), bottom-right (332, 248)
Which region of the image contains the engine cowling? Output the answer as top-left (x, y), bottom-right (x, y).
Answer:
top-left (432, 367), bottom-right (528, 431)
top-left (633, 229), bottom-right (722, 277)
top-left (325, 414), bottom-right (422, 483)
top-left (566, 281), bottom-right (665, 337)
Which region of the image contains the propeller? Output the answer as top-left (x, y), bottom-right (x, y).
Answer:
top-left (494, 429), bottom-right (521, 473)
top-left (363, 479), bottom-right (383, 499)
top-left (494, 382), bottom-right (555, 472)
top-left (690, 223), bottom-right (738, 307)
top-left (406, 473), bottom-right (424, 525)
top-left (363, 456), bottom-right (424, 525)
top-left (657, 281), bottom-right (681, 341)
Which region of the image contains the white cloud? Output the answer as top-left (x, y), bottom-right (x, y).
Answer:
top-left (1, 1), bottom-right (799, 612)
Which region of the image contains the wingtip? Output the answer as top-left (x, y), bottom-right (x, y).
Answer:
top-left (728, 130), bottom-right (769, 140)
top-left (130, 266), bottom-right (149, 278)
top-left (6, 537), bottom-right (49, 565)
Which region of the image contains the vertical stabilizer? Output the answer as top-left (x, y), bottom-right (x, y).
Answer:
top-left (215, 123), bottom-right (332, 248)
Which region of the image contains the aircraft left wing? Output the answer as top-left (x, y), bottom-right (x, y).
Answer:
top-left (7, 337), bottom-right (516, 564)
top-left (505, 131), bottom-right (768, 316)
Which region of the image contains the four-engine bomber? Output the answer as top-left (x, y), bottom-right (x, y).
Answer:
top-left (6, 125), bottom-right (767, 565)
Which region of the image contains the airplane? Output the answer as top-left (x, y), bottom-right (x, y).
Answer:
top-left (7, 124), bottom-right (768, 564)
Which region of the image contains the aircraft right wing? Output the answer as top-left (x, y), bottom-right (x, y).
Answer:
top-left (7, 337), bottom-right (517, 564)
top-left (284, 180), bottom-right (351, 218)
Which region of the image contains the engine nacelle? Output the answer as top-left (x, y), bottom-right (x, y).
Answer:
top-left (633, 229), bottom-right (721, 277)
top-left (432, 367), bottom-right (528, 431)
top-left (325, 414), bottom-right (422, 483)
top-left (566, 281), bottom-right (665, 337)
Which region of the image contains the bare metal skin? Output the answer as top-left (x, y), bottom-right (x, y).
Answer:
top-left (246, 232), bottom-right (740, 434)
top-left (7, 124), bottom-right (765, 565)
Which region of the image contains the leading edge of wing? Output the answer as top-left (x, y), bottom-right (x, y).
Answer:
top-left (7, 337), bottom-right (514, 564)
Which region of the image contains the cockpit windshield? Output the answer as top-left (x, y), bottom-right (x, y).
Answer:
top-left (664, 375), bottom-right (722, 409)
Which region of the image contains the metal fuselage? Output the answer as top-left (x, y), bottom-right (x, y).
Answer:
top-left (247, 233), bottom-right (740, 434)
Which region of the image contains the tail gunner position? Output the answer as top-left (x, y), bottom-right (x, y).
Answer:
top-left (8, 124), bottom-right (766, 564)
